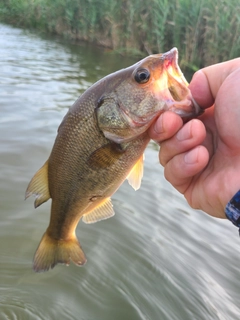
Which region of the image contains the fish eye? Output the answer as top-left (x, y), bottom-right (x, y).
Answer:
top-left (134, 68), bottom-right (150, 84)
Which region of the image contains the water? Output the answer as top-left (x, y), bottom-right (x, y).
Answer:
top-left (0, 23), bottom-right (240, 320)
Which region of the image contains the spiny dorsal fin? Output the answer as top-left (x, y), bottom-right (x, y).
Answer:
top-left (25, 160), bottom-right (50, 208)
top-left (82, 197), bottom-right (115, 224)
top-left (127, 154), bottom-right (144, 191)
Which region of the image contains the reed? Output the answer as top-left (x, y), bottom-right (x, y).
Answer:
top-left (0, 0), bottom-right (239, 69)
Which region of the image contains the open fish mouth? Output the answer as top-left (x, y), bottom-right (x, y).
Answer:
top-left (166, 48), bottom-right (204, 117)
top-left (157, 47), bottom-right (204, 119)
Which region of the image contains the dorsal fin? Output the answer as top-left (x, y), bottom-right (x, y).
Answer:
top-left (127, 154), bottom-right (144, 191)
top-left (25, 160), bottom-right (50, 208)
top-left (82, 198), bottom-right (115, 224)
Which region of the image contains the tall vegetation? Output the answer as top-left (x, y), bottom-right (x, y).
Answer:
top-left (0, 0), bottom-right (239, 69)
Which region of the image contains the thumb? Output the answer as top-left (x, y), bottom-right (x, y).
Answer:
top-left (189, 58), bottom-right (240, 109)
top-left (189, 71), bottom-right (214, 109)
top-left (215, 68), bottom-right (240, 149)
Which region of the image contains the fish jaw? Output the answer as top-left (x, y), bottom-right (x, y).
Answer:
top-left (167, 96), bottom-right (203, 119)
top-left (151, 47), bottom-right (204, 119)
top-left (101, 104), bottom-right (162, 144)
top-left (152, 77), bottom-right (203, 120)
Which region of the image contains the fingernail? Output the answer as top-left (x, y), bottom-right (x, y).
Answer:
top-left (184, 148), bottom-right (198, 164)
top-left (176, 122), bottom-right (192, 141)
top-left (154, 114), bottom-right (164, 134)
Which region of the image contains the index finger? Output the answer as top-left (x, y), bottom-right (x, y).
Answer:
top-left (148, 111), bottom-right (183, 143)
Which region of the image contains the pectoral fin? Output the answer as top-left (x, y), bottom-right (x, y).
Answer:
top-left (25, 160), bottom-right (50, 208)
top-left (87, 142), bottom-right (125, 169)
top-left (127, 154), bottom-right (144, 191)
top-left (82, 197), bottom-right (115, 224)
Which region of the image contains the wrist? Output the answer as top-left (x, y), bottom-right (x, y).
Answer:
top-left (225, 190), bottom-right (240, 233)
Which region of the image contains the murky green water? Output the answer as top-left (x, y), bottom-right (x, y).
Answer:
top-left (1, 23), bottom-right (240, 320)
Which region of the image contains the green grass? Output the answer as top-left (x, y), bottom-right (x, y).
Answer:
top-left (0, 0), bottom-right (239, 69)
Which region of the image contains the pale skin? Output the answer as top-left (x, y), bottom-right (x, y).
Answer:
top-left (148, 58), bottom-right (240, 219)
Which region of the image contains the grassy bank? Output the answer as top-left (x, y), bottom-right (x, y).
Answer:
top-left (0, 0), bottom-right (239, 69)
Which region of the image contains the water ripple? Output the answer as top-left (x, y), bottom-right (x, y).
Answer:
top-left (1, 22), bottom-right (240, 320)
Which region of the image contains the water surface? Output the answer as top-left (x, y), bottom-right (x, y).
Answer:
top-left (0, 23), bottom-right (240, 320)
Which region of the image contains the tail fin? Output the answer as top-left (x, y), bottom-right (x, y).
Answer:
top-left (33, 232), bottom-right (87, 272)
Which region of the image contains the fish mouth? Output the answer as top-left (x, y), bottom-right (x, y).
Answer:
top-left (166, 94), bottom-right (204, 119)
top-left (160, 47), bottom-right (204, 118)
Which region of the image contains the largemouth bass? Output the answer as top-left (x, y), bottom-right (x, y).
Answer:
top-left (26, 48), bottom-right (202, 272)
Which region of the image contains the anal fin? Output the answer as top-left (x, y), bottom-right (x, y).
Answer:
top-left (82, 197), bottom-right (115, 224)
top-left (25, 160), bottom-right (50, 208)
top-left (127, 154), bottom-right (144, 191)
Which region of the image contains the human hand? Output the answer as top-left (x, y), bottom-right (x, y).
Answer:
top-left (148, 58), bottom-right (240, 218)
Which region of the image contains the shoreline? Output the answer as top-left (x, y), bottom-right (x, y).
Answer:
top-left (1, 0), bottom-right (239, 69)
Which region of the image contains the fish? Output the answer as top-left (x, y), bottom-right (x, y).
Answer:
top-left (25, 47), bottom-right (202, 272)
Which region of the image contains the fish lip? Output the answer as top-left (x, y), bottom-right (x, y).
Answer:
top-left (189, 97), bottom-right (205, 117)
top-left (163, 47), bottom-right (188, 85)
top-left (167, 96), bottom-right (204, 118)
